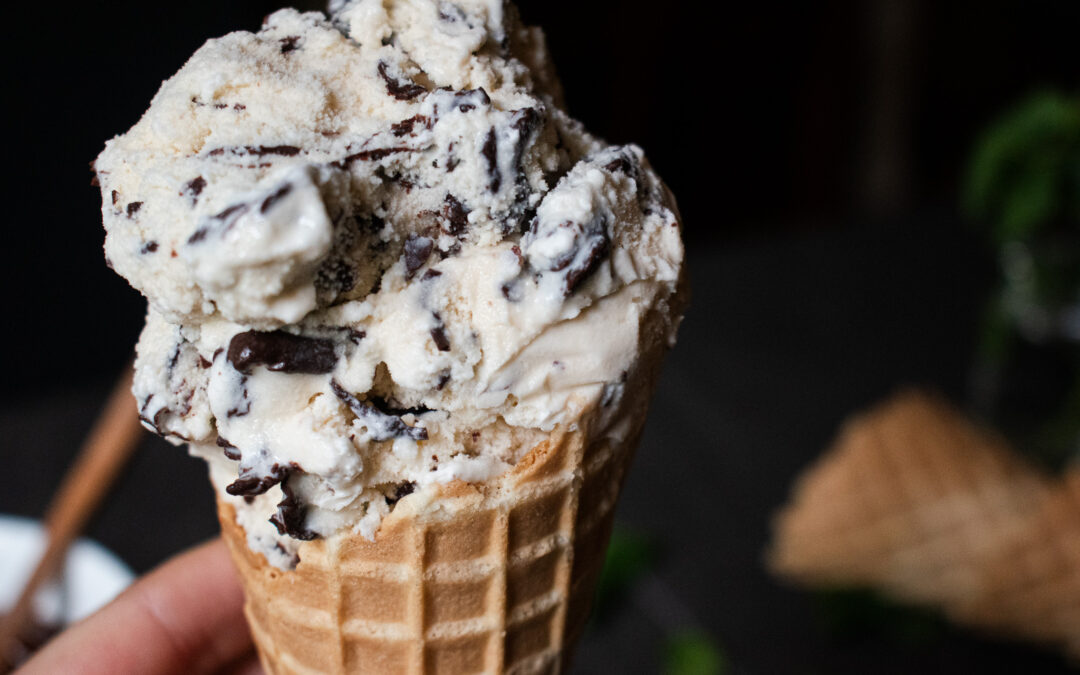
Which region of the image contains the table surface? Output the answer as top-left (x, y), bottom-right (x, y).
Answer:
top-left (3, 216), bottom-right (1074, 673)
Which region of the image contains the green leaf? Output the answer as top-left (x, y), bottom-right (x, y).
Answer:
top-left (962, 91), bottom-right (1080, 244)
top-left (591, 526), bottom-right (659, 624)
top-left (663, 630), bottom-right (726, 675)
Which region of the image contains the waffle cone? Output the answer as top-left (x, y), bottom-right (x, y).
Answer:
top-left (769, 390), bottom-right (1080, 659)
top-left (768, 391), bottom-right (1053, 610)
top-left (219, 409), bottom-right (642, 674)
top-left (956, 468), bottom-right (1080, 657)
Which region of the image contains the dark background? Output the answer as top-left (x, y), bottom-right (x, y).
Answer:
top-left (2, 1), bottom-right (1079, 672)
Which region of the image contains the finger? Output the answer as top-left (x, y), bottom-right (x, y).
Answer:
top-left (20, 539), bottom-right (251, 675)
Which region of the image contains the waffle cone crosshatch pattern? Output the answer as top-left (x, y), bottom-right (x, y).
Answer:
top-left (218, 414), bottom-right (644, 674)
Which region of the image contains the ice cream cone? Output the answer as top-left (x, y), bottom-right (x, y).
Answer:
top-left (956, 468), bottom-right (1080, 658)
top-left (218, 410), bottom-right (642, 675)
top-left (768, 391), bottom-right (1053, 610)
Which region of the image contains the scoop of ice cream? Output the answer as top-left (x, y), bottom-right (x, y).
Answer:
top-left (99, 0), bottom-right (684, 567)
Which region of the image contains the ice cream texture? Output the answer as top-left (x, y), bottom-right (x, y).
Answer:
top-left (96, 0), bottom-right (684, 569)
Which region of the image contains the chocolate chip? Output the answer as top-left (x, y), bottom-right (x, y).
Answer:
top-left (563, 228), bottom-right (610, 295)
top-left (367, 396), bottom-right (434, 418)
top-left (436, 370), bottom-right (451, 390)
top-left (227, 330), bottom-right (338, 375)
top-left (390, 115), bottom-right (431, 137)
top-left (377, 60), bottom-right (426, 100)
top-left (330, 379), bottom-right (429, 441)
top-left (270, 473), bottom-right (318, 540)
top-left (226, 461), bottom-right (290, 496)
top-left (226, 376), bottom-right (251, 418)
top-left (187, 202), bottom-right (250, 245)
top-left (421, 269), bottom-right (442, 281)
top-left (430, 315), bottom-right (451, 352)
top-left (404, 234), bottom-right (434, 279)
top-left (386, 481), bottom-right (416, 507)
top-left (111, 190), bottom-right (119, 205)
top-left (347, 329), bottom-right (366, 344)
top-left (510, 107), bottom-right (541, 172)
top-left (279, 35), bottom-right (300, 53)
top-left (482, 128), bottom-right (500, 192)
top-left (182, 176), bottom-right (207, 200)
top-left (441, 194), bottom-right (469, 235)
top-left (345, 146), bottom-right (412, 163)
top-left (140, 241), bottom-right (158, 254)
top-left (126, 202), bottom-right (143, 217)
top-left (216, 436), bottom-right (241, 461)
top-left (207, 145), bottom-right (301, 158)
top-left (260, 182), bottom-right (292, 214)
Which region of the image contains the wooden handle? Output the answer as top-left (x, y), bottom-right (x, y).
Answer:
top-left (0, 363), bottom-right (144, 671)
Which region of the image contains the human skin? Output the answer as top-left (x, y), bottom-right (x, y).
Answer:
top-left (19, 540), bottom-right (261, 675)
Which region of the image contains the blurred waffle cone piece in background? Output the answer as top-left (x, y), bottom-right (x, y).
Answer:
top-left (768, 390), bottom-right (1080, 659)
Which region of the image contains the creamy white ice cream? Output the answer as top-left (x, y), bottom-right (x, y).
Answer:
top-left (96, 0), bottom-right (684, 568)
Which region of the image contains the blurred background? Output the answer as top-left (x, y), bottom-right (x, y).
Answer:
top-left (1, 0), bottom-right (1078, 672)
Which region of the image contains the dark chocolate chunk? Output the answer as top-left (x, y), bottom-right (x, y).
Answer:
top-left (226, 376), bottom-right (251, 418)
top-left (126, 202), bottom-right (143, 217)
top-left (390, 115), bottom-right (431, 137)
top-left (441, 194), bottom-right (469, 235)
top-left (182, 176), bottom-right (207, 199)
top-left (403, 234), bottom-right (434, 279)
top-left (344, 146), bottom-right (412, 163)
top-left (330, 379), bottom-right (428, 442)
top-left (270, 473), bottom-right (318, 540)
top-left (436, 370), bottom-right (451, 390)
top-left (449, 87), bottom-right (490, 113)
top-left (386, 481), bottom-right (416, 507)
top-left (140, 241), bottom-right (158, 254)
top-left (279, 35), bottom-right (301, 53)
top-left (227, 330), bottom-right (337, 375)
top-left (421, 269), bottom-right (442, 281)
top-left (187, 202), bottom-right (249, 244)
top-left (562, 227), bottom-right (610, 295)
top-left (500, 279), bottom-right (522, 302)
top-left (226, 460), bottom-right (290, 496)
top-left (207, 145), bottom-right (301, 158)
top-left (346, 329), bottom-right (366, 344)
top-left (260, 182), bottom-right (293, 214)
top-left (430, 314), bottom-right (451, 352)
top-left (111, 190), bottom-right (119, 205)
top-left (216, 436), bottom-right (241, 461)
top-left (481, 128), bottom-right (500, 192)
top-left (377, 60), bottom-right (426, 100)
top-left (509, 107), bottom-right (541, 172)
top-left (367, 396), bottom-right (434, 418)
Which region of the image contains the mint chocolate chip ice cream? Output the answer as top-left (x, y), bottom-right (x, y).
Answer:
top-left (95, 0), bottom-right (684, 569)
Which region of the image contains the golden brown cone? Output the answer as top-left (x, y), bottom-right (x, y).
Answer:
top-left (220, 415), bottom-right (641, 675)
top-left (768, 390), bottom-right (1080, 659)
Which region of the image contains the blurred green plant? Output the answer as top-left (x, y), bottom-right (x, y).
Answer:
top-left (964, 91), bottom-right (1080, 245)
top-left (590, 525), bottom-right (726, 673)
top-left (662, 630), bottom-right (727, 675)
top-left (963, 90), bottom-right (1080, 467)
top-left (592, 527), bottom-right (659, 623)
